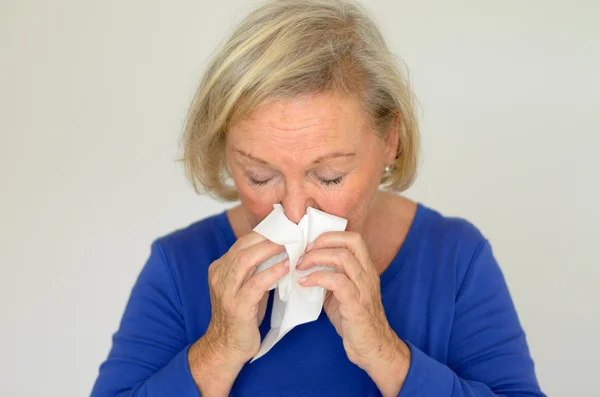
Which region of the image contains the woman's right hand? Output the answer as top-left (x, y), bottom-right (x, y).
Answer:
top-left (205, 231), bottom-right (289, 360)
top-left (188, 232), bottom-right (289, 395)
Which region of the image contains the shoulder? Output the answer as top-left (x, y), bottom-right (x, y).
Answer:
top-left (379, 193), bottom-right (485, 252)
top-left (417, 204), bottom-right (486, 248)
top-left (151, 210), bottom-right (234, 276)
top-left (412, 203), bottom-right (492, 285)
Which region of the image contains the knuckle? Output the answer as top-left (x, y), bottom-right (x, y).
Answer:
top-left (235, 249), bottom-right (252, 266)
top-left (232, 232), bottom-right (256, 248)
top-left (248, 275), bottom-right (262, 290)
top-left (333, 274), bottom-right (345, 289)
top-left (338, 249), bottom-right (352, 262)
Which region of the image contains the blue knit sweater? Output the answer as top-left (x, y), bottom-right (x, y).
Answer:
top-left (91, 203), bottom-right (545, 396)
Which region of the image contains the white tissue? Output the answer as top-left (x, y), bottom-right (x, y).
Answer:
top-left (250, 204), bottom-right (347, 362)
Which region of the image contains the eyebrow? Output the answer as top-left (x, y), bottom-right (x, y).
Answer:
top-left (233, 148), bottom-right (356, 165)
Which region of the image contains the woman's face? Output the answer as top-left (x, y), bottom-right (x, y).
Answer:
top-left (225, 92), bottom-right (398, 232)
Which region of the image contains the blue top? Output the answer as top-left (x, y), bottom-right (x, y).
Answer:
top-left (91, 203), bottom-right (545, 396)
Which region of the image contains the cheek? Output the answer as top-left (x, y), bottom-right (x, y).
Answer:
top-left (318, 188), bottom-right (373, 232)
top-left (322, 170), bottom-right (381, 232)
top-left (236, 185), bottom-right (277, 228)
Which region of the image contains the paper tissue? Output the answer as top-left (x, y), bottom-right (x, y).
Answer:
top-left (250, 204), bottom-right (347, 362)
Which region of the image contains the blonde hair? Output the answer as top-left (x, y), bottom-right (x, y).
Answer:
top-left (182, 0), bottom-right (420, 201)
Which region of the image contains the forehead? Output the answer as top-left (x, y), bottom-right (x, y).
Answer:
top-left (229, 92), bottom-right (370, 142)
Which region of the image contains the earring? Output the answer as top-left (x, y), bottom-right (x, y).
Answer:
top-left (384, 165), bottom-right (393, 174)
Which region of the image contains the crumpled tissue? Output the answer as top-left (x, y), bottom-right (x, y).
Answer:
top-left (250, 204), bottom-right (347, 362)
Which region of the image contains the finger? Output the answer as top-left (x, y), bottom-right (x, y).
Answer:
top-left (238, 258), bottom-right (290, 303)
top-left (227, 231), bottom-right (270, 256)
top-left (226, 239), bottom-right (286, 291)
top-left (306, 231), bottom-right (370, 269)
top-left (208, 234), bottom-right (268, 295)
top-left (296, 248), bottom-right (363, 285)
top-left (299, 271), bottom-right (359, 305)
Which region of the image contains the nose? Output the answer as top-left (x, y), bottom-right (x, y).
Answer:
top-left (280, 183), bottom-right (314, 224)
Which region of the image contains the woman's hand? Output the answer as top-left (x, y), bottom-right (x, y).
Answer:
top-left (204, 231), bottom-right (289, 360)
top-left (295, 231), bottom-right (411, 396)
top-left (188, 232), bottom-right (289, 396)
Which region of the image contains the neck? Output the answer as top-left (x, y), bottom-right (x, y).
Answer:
top-left (361, 191), bottom-right (417, 275)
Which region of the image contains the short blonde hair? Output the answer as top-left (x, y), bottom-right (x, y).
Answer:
top-left (182, 0), bottom-right (420, 201)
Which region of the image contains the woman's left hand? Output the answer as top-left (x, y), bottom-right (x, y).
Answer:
top-left (295, 231), bottom-right (411, 396)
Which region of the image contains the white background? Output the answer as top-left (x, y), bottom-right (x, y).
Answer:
top-left (1, 0), bottom-right (598, 396)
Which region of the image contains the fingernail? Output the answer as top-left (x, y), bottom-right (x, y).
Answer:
top-left (299, 276), bottom-right (308, 284)
top-left (297, 256), bottom-right (304, 267)
top-left (305, 243), bottom-right (314, 252)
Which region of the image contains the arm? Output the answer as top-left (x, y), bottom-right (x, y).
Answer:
top-left (91, 234), bottom-right (289, 397)
top-left (90, 241), bottom-right (206, 397)
top-left (398, 240), bottom-right (546, 396)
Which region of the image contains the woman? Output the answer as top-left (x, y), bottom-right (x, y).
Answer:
top-left (91, 0), bottom-right (545, 396)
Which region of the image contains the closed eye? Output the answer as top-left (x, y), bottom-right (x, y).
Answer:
top-left (248, 177), bottom-right (271, 186)
top-left (319, 176), bottom-right (343, 186)
top-left (246, 175), bottom-right (345, 187)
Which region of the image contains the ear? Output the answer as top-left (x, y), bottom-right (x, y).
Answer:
top-left (384, 112), bottom-right (400, 164)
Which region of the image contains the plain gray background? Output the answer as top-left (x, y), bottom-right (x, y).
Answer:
top-left (1, 0), bottom-right (598, 396)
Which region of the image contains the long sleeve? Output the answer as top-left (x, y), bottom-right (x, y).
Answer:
top-left (398, 240), bottom-right (546, 397)
top-left (90, 241), bottom-right (201, 397)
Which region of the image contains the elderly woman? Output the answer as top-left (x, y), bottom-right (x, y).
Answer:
top-left (91, 0), bottom-right (545, 396)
